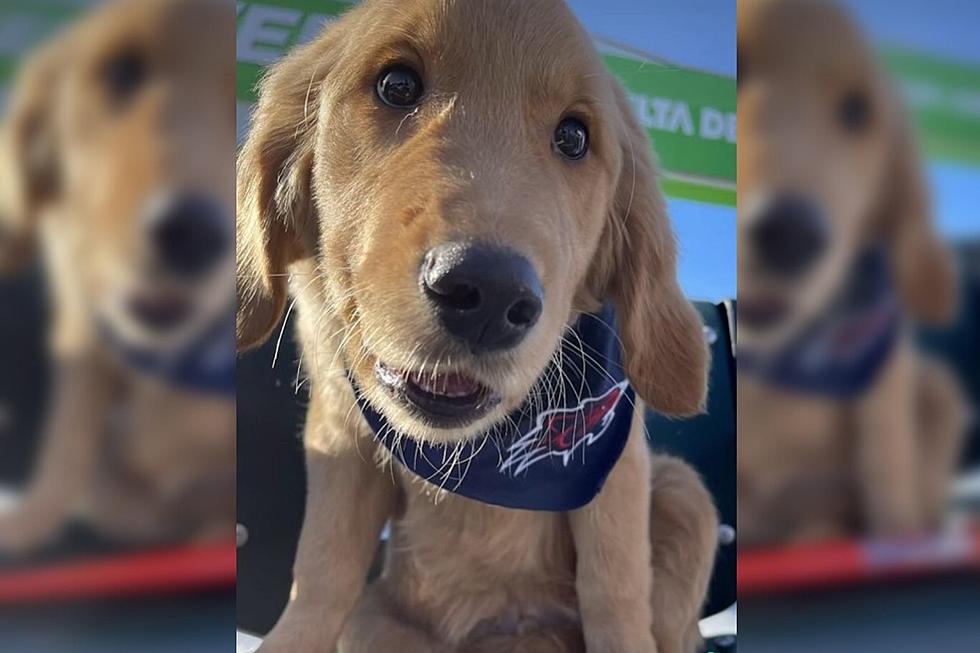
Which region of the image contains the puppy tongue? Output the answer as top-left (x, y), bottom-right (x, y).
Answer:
top-left (413, 371), bottom-right (481, 398)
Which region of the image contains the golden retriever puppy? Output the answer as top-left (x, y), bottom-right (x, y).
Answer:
top-left (0, 0), bottom-right (236, 554)
top-left (237, 1), bottom-right (718, 651)
top-left (737, 0), bottom-right (965, 546)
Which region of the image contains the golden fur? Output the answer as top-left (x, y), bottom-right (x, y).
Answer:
top-left (737, 0), bottom-right (965, 545)
top-left (238, 1), bottom-right (717, 651)
top-left (0, 0), bottom-right (236, 553)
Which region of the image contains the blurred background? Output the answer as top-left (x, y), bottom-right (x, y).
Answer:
top-left (738, 0), bottom-right (979, 651)
top-left (0, 1), bottom-right (235, 651)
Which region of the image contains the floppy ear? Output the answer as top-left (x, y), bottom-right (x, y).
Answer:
top-left (0, 40), bottom-right (66, 274)
top-left (237, 29), bottom-right (347, 351)
top-left (874, 98), bottom-right (956, 325)
top-left (599, 84), bottom-right (709, 417)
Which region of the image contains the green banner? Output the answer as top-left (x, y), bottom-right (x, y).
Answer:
top-left (601, 47), bottom-right (735, 205)
top-left (236, 0), bottom-right (350, 101)
top-left (882, 47), bottom-right (980, 166)
top-left (235, 0), bottom-right (736, 206)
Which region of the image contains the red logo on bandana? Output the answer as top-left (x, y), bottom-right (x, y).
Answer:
top-left (499, 381), bottom-right (629, 475)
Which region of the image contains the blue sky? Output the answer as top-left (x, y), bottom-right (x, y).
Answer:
top-left (566, 0), bottom-right (736, 76)
top-left (840, 0), bottom-right (980, 67)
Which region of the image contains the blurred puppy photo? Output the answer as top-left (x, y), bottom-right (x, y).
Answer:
top-left (737, 0), bottom-right (966, 546)
top-left (237, 0), bottom-right (719, 651)
top-left (0, 0), bottom-right (236, 555)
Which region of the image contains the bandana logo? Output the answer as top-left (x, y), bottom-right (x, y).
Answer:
top-left (499, 381), bottom-right (629, 476)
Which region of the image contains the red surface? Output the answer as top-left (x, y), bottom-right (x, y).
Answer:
top-left (738, 526), bottom-right (980, 596)
top-left (0, 542), bottom-right (236, 605)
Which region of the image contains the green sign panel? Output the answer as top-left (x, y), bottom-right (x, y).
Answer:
top-left (882, 47), bottom-right (980, 167)
top-left (602, 49), bottom-right (735, 205)
top-left (236, 0), bottom-right (350, 102)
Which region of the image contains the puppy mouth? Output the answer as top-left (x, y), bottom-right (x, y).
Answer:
top-left (374, 360), bottom-right (502, 429)
top-left (127, 288), bottom-right (192, 331)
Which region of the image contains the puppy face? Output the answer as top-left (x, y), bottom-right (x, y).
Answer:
top-left (239, 0), bottom-right (707, 443)
top-left (737, 0), bottom-right (954, 350)
top-left (2, 0), bottom-right (235, 352)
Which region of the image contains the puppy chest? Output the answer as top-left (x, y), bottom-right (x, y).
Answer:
top-left (392, 484), bottom-right (577, 586)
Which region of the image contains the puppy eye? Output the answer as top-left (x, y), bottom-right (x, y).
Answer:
top-left (553, 117), bottom-right (589, 160)
top-left (103, 49), bottom-right (147, 103)
top-left (839, 90), bottom-right (871, 133)
top-left (376, 65), bottom-right (424, 109)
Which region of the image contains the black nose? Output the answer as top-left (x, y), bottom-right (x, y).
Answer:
top-left (150, 194), bottom-right (228, 278)
top-left (751, 194), bottom-right (828, 278)
top-left (421, 244), bottom-right (544, 354)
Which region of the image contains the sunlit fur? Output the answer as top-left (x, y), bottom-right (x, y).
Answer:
top-left (237, 0), bottom-right (709, 439)
top-left (237, 1), bottom-right (716, 651)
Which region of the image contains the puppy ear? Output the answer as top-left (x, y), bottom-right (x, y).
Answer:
top-left (875, 100), bottom-right (956, 325)
top-left (0, 40), bottom-right (66, 273)
top-left (237, 30), bottom-right (345, 350)
top-left (600, 84), bottom-right (709, 417)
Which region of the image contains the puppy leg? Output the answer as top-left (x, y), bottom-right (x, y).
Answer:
top-left (570, 416), bottom-right (657, 653)
top-left (259, 396), bottom-right (396, 653)
top-left (648, 456), bottom-right (718, 653)
top-left (916, 356), bottom-right (966, 529)
top-left (0, 356), bottom-right (114, 555)
top-left (339, 581), bottom-right (454, 653)
top-left (854, 343), bottom-right (926, 534)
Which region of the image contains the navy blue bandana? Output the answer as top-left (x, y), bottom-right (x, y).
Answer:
top-left (99, 312), bottom-right (236, 396)
top-left (353, 305), bottom-right (636, 511)
top-left (739, 248), bottom-right (901, 398)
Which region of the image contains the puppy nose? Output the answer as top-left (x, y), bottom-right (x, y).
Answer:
top-left (422, 244), bottom-right (544, 354)
top-left (150, 194), bottom-right (228, 278)
top-left (751, 194), bottom-right (828, 278)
